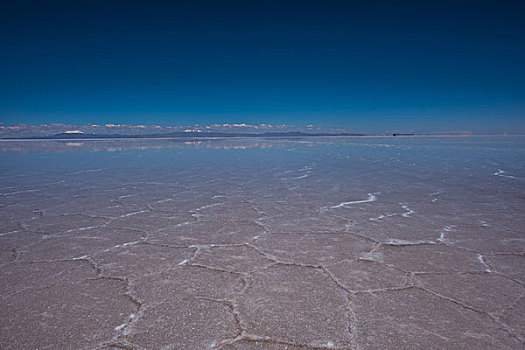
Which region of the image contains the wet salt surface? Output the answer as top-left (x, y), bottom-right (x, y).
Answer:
top-left (0, 136), bottom-right (524, 349)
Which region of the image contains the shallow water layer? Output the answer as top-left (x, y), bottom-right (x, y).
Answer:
top-left (1, 136), bottom-right (524, 349)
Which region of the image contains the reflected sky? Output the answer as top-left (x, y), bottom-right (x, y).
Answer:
top-left (1, 136), bottom-right (524, 349)
top-left (2, 136), bottom-right (524, 191)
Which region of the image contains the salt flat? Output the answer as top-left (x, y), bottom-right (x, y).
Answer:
top-left (1, 136), bottom-right (524, 349)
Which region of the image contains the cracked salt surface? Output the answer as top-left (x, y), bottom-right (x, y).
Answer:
top-left (329, 193), bottom-right (378, 209)
top-left (437, 225), bottom-right (455, 243)
top-left (493, 169), bottom-right (518, 179)
top-left (1, 136), bottom-right (525, 349)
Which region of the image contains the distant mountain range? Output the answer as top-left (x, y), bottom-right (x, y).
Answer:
top-left (6, 131), bottom-right (367, 139)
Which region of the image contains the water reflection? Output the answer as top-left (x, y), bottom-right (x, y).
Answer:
top-left (0, 138), bottom-right (319, 153)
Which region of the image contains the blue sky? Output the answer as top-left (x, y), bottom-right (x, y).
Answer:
top-left (1, 0), bottom-right (524, 133)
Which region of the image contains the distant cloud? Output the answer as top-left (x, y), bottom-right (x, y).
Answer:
top-left (0, 122), bottom-right (310, 138)
top-left (0, 123), bottom-right (479, 138)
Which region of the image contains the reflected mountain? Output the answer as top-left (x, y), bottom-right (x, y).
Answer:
top-left (0, 138), bottom-right (322, 153)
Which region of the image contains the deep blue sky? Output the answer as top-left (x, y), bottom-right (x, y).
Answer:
top-left (1, 0), bottom-right (524, 133)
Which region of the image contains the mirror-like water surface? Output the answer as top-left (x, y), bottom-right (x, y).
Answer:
top-left (1, 136), bottom-right (524, 349)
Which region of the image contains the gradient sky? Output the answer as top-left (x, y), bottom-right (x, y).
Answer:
top-left (1, 0), bottom-right (524, 133)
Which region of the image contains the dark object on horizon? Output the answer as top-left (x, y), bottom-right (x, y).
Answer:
top-left (392, 133), bottom-right (415, 136)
